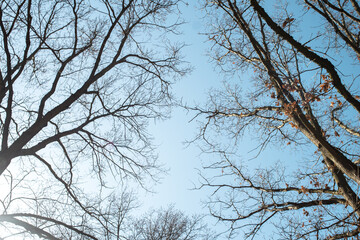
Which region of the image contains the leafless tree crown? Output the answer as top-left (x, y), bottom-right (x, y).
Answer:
top-left (128, 206), bottom-right (217, 240)
top-left (194, 0), bottom-right (360, 239)
top-left (0, 0), bottom-right (185, 239)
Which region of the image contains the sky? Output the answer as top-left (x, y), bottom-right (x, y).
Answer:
top-left (134, 0), bottom-right (230, 234)
top-left (133, 1), bottom-right (330, 239)
top-left (135, 1), bottom-right (213, 210)
top-left (133, 0), bottom-right (289, 237)
top-left (3, 0), bottom-right (357, 239)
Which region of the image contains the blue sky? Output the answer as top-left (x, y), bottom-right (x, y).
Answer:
top-left (134, 0), bottom-right (280, 237)
top-left (134, 1), bottom-right (324, 238)
top-left (138, 1), bottom-right (214, 208)
top-left (135, 0), bottom-right (229, 233)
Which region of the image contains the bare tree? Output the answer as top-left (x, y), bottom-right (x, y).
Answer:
top-left (0, 0), bottom-right (185, 239)
top-left (127, 206), bottom-right (216, 240)
top-left (192, 0), bottom-right (360, 239)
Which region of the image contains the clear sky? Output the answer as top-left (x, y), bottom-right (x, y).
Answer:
top-left (134, 0), bottom-right (290, 237)
top-left (134, 1), bottom-right (323, 239)
top-left (134, 0), bottom-right (229, 234)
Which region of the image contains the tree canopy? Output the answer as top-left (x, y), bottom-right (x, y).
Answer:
top-left (0, 0), bottom-right (184, 239)
top-left (128, 206), bottom-right (216, 240)
top-left (2, 0), bottom-right (360, 239)
top-left (194, 0), bottom-right (360, 239)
